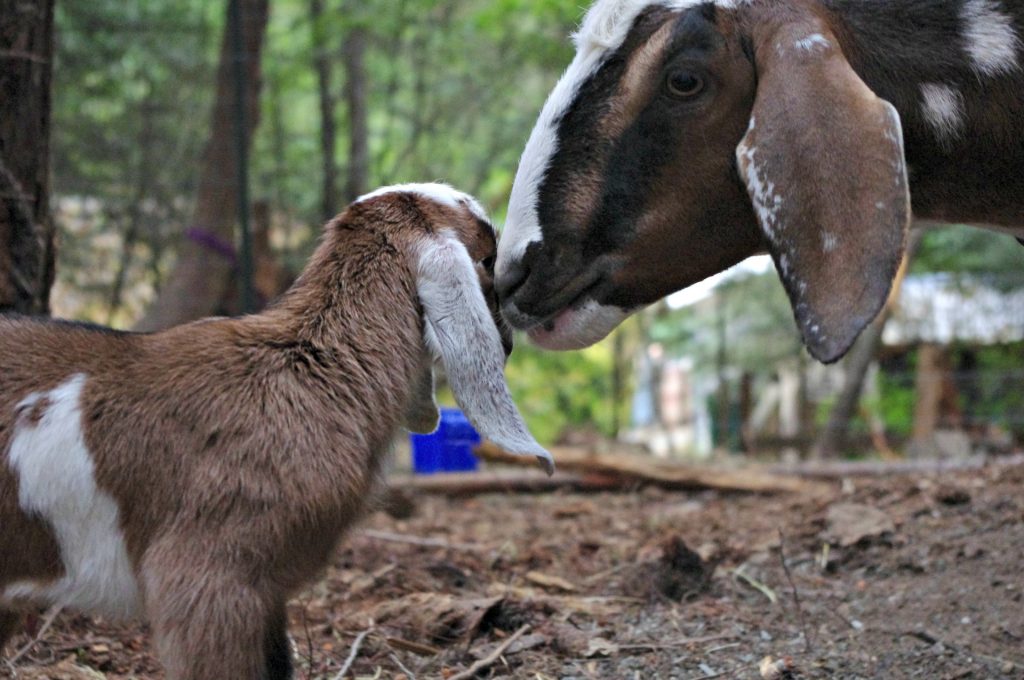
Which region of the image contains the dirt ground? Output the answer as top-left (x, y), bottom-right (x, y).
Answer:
top-left (3, 457), bottom-right (1023, 680)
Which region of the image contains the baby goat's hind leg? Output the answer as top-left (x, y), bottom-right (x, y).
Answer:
top-left (0, 609), bottom-right (20, 654)
top-left (264, 601), bottom-right (293, 680)
top-left (146, 564), bottom-right (285, 680)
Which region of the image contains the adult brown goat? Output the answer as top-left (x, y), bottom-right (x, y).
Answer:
top-left (496, 0), bottom-right (1024, 362)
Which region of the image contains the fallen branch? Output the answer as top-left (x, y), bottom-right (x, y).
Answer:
top-left (390, 470), bottom-right (625, 497)
top-left (475, 443), bottom-right (825, 495)
top-left (448, 624), bottom-right (531, 680)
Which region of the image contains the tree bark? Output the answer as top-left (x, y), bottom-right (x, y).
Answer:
top-left (343, 24), bottom-right (369, 202)
top-left (135, 0), bottom-right (269, 331)
top-left (310, 0), bottom-right (339, 221)
top-left (812, 227), bottom-right (925, 458)
top-left (0, 0), bottom-right (55, 316)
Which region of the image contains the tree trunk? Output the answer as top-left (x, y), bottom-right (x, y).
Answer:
top-left (310, 0), bottom-right (339, 221)
top-left (135, 0), bottom-right (269, 332)
top-left (343, 25), bottom-right (369, 202)
top-left (812, 227), bottom-right (925, 458)
top-left (911, 343), bottom-right (945, 443)
top-left (0, 0), bottom-right (55, 316)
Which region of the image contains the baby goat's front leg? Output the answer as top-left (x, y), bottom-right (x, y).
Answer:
top-left (143, 544), bottom-right (292, 680)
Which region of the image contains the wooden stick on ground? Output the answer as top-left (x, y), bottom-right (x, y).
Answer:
top-left (360, 529), bottom-right (484, 553)
top-left (475, 442), bottom-right (827, 495)
top-left (448, 624), bottom-right (531, 680)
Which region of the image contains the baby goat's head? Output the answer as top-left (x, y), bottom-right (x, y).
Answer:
top-left (354, 184), bottom-right (553, 474)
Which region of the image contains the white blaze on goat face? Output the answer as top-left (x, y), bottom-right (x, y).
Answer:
top-left (4, 374), bottom-right (142, 620)
top-left (499, 0), bottom-right (731, 281)
top-left (960, 0), bottom-right (1021, 76)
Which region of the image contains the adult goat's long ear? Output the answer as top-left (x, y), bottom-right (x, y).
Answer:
top-left (416, 231), bottom-right (554, 474)
top-left (403, 359), bottom-right (440, 434)
top-left (736, 13), bottom-right (910, 363)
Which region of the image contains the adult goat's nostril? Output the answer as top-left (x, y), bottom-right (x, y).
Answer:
top-left (495, 259), bottom-right (528, 303)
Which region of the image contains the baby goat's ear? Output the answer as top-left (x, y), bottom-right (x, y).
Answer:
top-left (415, 231), bottom-right (554, 475)
top-left (737, 12), bottom-right (910, 363)
top-left (403, 359), bottom-right (440, 434)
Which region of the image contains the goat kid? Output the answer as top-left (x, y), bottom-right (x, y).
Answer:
top-left (497, 0), bottom-right (1024, 363)
top-left (0, 184), bottom-right (552, 679)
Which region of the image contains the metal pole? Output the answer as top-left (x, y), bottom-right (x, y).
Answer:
top-left (229, 0), bottom-right (255, 313)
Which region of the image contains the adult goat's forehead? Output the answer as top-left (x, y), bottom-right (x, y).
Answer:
top-left (574, 0), bottom-right (728, 55)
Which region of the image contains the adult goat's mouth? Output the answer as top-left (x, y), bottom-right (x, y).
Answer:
top-left (500, 271), bottom-right (605, 332)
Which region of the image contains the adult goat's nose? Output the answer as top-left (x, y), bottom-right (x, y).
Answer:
top-left (495, 258), bottom-right (528, 303)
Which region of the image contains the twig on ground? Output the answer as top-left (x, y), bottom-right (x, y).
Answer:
top-left (300, 596), bottom-right (315, 677)
top-left (582, 561), bottom-right (632, 585)
top-left (8, 605), bottom-right (63, 666)
top-left (705, 642), bottom-right (742, 653)
top-left (448, 624), bottom-right (531, 680)
top-left (389, 652), bottom-right (417, 679)
top-left (360, 529), bottom-right (484, 553)
top-left (616, 633), bottom-right (736, 651)
top-left (733, 567), bottom-right (778, 603)
top-left (778, 530), bottom-right (812, 654)
top-left (333, 629), bottom-right (372, 680)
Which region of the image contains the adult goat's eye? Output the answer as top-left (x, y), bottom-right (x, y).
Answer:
top-left (666, 70), bottom-right (705, 98)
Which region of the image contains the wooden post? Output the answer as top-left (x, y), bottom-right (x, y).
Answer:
top-left (912, 343), bottom-right (944, 445)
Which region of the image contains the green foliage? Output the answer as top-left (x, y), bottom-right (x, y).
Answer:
top-left (651, 268), bottom-right (804, 376)
top-left (503, 339), bottom-right (616, 444)
top-left (913, 226), bottom-right (1024, 289)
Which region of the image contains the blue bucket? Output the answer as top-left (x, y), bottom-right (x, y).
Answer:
top-left (410, 407), bottom-right (480, 474)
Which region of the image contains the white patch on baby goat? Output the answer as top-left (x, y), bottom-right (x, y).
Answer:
top-left (4, 374), bottom-right (142, 620)
top-left (919, 83), bottom-right (965, 146)
top-left (960, 0), bottom-right (1021, 76)
top-left (359, 183), bottom-right (488, 224)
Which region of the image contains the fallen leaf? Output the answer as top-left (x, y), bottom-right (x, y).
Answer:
top-left (525, 571), bottom-right (578, 592)
top-left (825, 502), bottom-right (895, 547)
top-left (373, 593), bottom-right (503, 646)
top-left (584, 637), bottom-right (620, 657)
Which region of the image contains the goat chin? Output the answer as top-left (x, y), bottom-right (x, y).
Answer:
top-left (0, 182), bottom-right (550, 679)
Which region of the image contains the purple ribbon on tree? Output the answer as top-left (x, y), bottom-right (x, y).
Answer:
top-left (185, 226), bottom-right (237, 265)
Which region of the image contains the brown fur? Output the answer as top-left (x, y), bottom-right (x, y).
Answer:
top-left (0, 192), bottom-right (499, 678)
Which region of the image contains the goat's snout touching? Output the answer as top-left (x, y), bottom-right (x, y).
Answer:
top-left (0, 182), bottom-right (549, 679)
